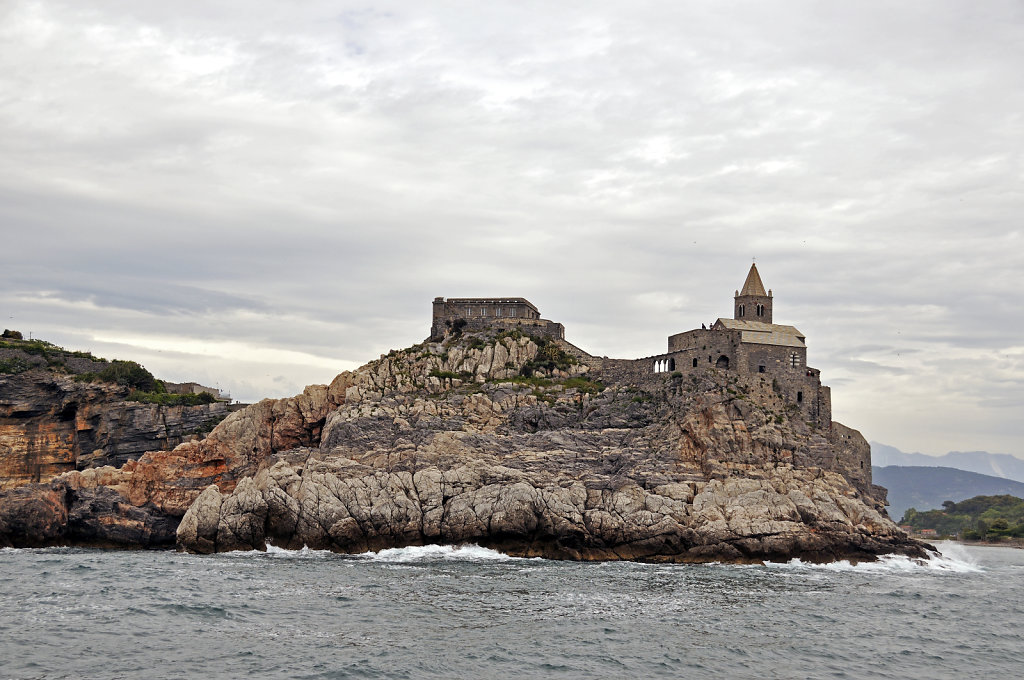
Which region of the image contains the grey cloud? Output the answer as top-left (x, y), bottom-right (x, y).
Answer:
top-left (1, 0), bottom-right (1022, 454)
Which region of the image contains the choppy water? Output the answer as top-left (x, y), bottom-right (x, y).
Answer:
top-left (1, 542), bottom-right (1021, 679)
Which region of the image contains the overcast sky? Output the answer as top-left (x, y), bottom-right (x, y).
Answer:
top-left (2, 1), bottom-right (1022, 458)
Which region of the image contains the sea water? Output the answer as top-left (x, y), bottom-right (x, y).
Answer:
top-left (1, 542), bottom-right (1021, 679)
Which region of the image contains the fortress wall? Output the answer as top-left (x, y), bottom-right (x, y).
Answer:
top-left (828, 421), bottom-right (873, 491)
top-left (430, 317), bottom-right (564, 341)
top-left (768, 368), bottom-right (830, 427)
top-left (591, 358), bottom-right (652, 385)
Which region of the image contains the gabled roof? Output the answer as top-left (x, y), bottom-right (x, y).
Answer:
top-left (738, 263), bottom-right (768, 297)
top-left (714, 318), bottom-right (806, 348)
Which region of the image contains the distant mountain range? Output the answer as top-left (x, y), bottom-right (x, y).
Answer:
top-left (871, 442), bottom-right (1024, 484)
top-left (873, 466), bottom-right (1024, 523)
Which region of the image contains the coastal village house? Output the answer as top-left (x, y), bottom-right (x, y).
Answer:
top-left (431, 263), bottom-right (831, 427)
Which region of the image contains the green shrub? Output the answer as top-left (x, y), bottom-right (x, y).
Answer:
top-left (127, 390), bottom-right (216, 406)
top-left (563, 376), bottom-right (604, 394)
top-left (0, 357), bottom-right (33, 374)
top-left (93, 360), bottom-right (161, 391)
top-left (521, 337), bottom-right (577, 376)
top-left (495, 329), bottom-right (524, 342)
top-left (493, 375), bottom-right (553, 388)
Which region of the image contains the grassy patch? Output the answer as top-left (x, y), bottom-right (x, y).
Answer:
top-left (492, 375), bottom-right (553, 388)
top-left (563, 376), bottom-right (604, 394)
top-left (429, 369), bottom-right (471, 381)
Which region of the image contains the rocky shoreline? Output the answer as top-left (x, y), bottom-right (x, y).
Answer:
top-left (1, 332), bottom-right (932, 563)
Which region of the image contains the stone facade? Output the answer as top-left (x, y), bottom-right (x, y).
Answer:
top-left (430, 297), bottom-right (565, 340)
top-left (429, 266), bottom-right (832, 431)
top-left (625, 264), bottom-right (833, 428)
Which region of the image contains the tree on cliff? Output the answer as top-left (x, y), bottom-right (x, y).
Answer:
top-left (97, 360), bottom-right (161, 392)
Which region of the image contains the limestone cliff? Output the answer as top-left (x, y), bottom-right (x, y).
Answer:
top-left (0, 332), bottom-right (930, 562)
top-left (0, 369), bottom-right (227, 490)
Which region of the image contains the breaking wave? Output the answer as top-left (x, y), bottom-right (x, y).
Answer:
top-left (208, 542), bottom-right (519, 562)
top-left (357, 543), bottom-right (519, 562)
top-left (766, 542), bottom-right (982, 574)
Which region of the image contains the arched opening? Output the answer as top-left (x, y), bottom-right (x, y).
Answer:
top-left (756, 304), bottom-right (764, 317)
top-left (692, 358), bottom-right (698, 368)
top-left (668, 358), bottom-right (675, 371)
top-left (758, 364), bottom-right (766, 373)
top-left (716, 355), bottom-right (729, 370)
top-left (738, 304), bottom-right (745, 317)
top-left (797, 391), bottom-right (803, 403)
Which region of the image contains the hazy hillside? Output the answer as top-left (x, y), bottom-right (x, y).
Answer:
top-left (873, 465), bottom-right (1024, 523)
top-left (871, 443), bottom-right (1024, 484)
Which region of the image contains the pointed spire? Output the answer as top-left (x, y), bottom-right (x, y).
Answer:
top-left (739, 263), bottom-right (767, 297)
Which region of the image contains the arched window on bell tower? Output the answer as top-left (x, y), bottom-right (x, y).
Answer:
top-left (734, 263), bottom-right (773, 323)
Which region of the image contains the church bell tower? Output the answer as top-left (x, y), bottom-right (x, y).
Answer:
top-left (734, 263), bottom-right (773, 323)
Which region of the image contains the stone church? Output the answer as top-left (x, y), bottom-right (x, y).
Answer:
top-left (430, 263), bottom-right (831, 426)
top-left (650, 263), bottom-right (831, 426)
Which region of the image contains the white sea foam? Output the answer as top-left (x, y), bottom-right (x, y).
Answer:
top-left (765, 544), bottom-right (982, 574)
top-left (264, 544), bottom-right (334, 558)
top-left (357, 544), bottom-right (517, 562)
top-left (212, 542), bottom-right (519, 562)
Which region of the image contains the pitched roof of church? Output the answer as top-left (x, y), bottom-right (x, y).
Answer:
top-left (739, 263), bottom-right (768, 297)
top-left (715, 318), bottom-right (806, 348)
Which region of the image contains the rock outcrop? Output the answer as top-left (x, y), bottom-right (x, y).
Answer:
top-left (0, 370), bottom-right (227, 489)
top-left (1, 332), bottom-right (931, 562)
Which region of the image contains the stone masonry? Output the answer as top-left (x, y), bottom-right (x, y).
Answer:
top-left (431, 264), bottom-right (832, 430)
top-left (430, 297), bottom-right (565, 340)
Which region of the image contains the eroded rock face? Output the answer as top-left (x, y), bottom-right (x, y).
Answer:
top-left (0, 370), bottom-right (227, 489)
top-left (2, 334), bottom-right (930, 562)
top-left (177, 400), bottom-right (918, 562)
top-left (0, 479), bottom-right (176, 548)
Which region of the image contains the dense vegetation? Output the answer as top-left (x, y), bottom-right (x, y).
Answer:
top-left (3, 333), bottom-right (222, 406)
top-left (902, 495), bottom-right (1024, 539)
top-left (126, 390), bottom-right (218, 406)
top-left (76, 360), bottom-right (160, 391)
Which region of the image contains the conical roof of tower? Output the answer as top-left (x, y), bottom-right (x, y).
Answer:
top-left (739, 263), bottom-right (768, 297)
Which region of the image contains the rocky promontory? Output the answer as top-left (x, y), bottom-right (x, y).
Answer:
top-left (1, 336), bottom-right (229, 490)
top-left (0, 330), bottom-right (930, 562)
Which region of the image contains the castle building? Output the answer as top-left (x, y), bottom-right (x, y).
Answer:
top-left (428, 264), bottom-right (830, 426)
top-left (430, 297), bottom-right (565, 340)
